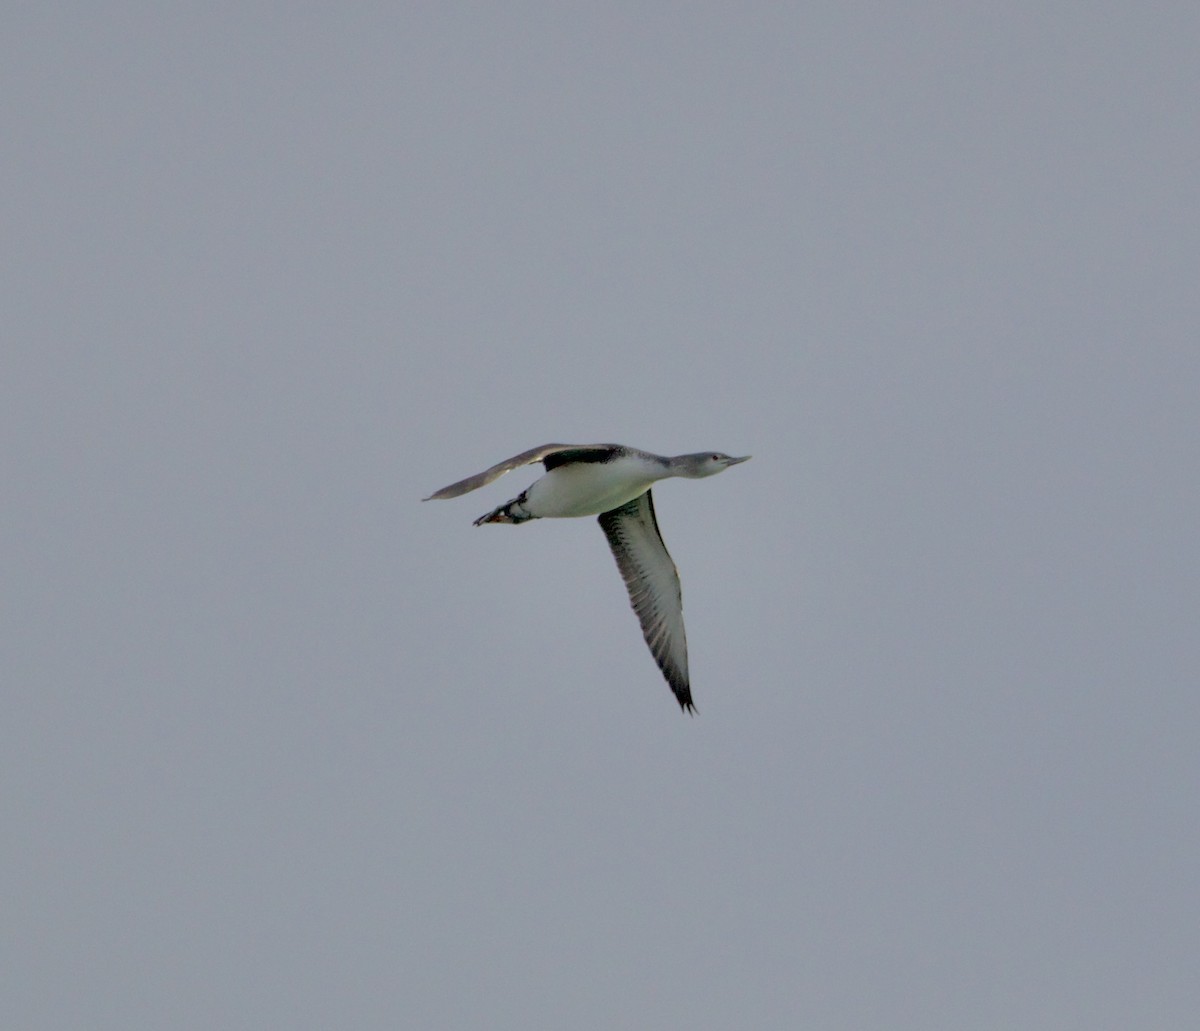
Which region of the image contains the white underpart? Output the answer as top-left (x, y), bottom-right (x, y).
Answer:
top-left (525, 455), bottom-right (668, 518)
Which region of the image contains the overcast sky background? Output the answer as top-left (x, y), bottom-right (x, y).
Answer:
top-left (4, 5), bottom-right (1198, 1029)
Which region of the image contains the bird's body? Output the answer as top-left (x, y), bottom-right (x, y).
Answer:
top-left (522, 449), bottom-right (669, 517)
top-left (424, 443), bottom-right (750, 712)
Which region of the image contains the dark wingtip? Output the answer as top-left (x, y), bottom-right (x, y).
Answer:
top-left (670, 675), bottom-right (696, 715)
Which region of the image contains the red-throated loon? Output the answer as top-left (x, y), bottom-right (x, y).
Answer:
top-left (423, 443), bottom-right (751, 713)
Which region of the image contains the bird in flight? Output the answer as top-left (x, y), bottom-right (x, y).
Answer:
top-left (423, 443), bottom-right (751, 712)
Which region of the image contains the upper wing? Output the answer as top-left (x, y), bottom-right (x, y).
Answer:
top-left (598, 490), bottom-right (693, 712)
top-left (422, 443), bottom-right (607, 501)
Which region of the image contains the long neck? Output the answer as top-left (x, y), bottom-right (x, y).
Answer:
top-left (662, 455), bottom-right (703, 479)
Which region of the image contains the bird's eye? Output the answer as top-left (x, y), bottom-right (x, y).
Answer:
top-left (711, 454), bottom-right (720, 461)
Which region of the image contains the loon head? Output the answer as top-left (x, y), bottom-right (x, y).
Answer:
top-left (671, 452), bottom-right (752, 479)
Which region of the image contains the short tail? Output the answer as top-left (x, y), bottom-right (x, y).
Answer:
top-left (473, 492), bottom-right (535, 526)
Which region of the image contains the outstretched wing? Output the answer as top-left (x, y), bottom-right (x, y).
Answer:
top-left (423, 444), bottom-right (614, 501)
top-left (598, 490), bottom-right (693, 712)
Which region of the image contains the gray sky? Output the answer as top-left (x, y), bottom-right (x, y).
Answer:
top-left (4, 4), bottom-right (1198, 1028)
